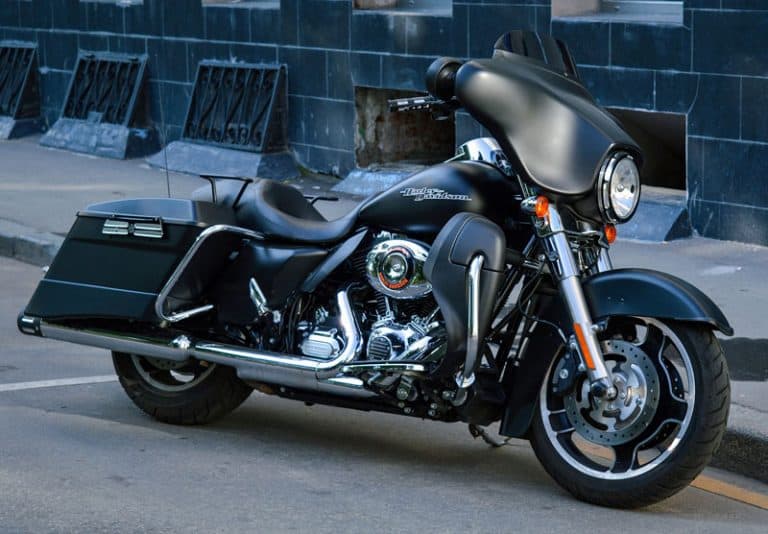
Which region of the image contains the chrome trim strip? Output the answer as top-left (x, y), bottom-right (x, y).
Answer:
top-left (102, 220), bottom-right (129, 236)
top-left (132, 222), bottom-right (164, 239)
top-left (166, 304), bottom-right (214, 323)
top-left (340, 362), bottom-right (426, 374)
top-left (154, 224), bottom-right (264, 323)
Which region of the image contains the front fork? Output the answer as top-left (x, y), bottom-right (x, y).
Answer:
top-left (535, 203), bottom-right (618, 399)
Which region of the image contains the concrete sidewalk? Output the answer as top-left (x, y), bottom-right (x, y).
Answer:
top-left (0, 135), bottom-right (765, 482)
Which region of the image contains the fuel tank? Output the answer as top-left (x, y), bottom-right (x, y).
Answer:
top-left (358, 161), bottom-right (524, 241)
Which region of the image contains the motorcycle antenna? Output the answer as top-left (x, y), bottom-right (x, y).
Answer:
top-left (154, 52), bottom-right (171, 198)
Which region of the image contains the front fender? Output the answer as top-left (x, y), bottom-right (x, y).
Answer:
top-left (583, 268), bottom-right (733, 336)
top-left (499, 268), bottom-right (732, 438)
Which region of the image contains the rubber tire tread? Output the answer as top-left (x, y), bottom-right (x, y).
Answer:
top-left (112, 352), bottom-right (253, 425)
top-left (529, 323), bottom-right (730, 508)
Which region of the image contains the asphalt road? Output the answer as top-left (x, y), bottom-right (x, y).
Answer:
top-left (1, 256), bottom-right (767, 533)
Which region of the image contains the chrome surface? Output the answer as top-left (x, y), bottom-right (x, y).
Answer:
top-left (102, 219), bottom-right (163, 239)
top-left (564, 340), bottom-right (660, 446)
top-left (132, 222), bottom-right (164, 239)
top-left (539, 317), bottom-right (696, 480)
top-left (541, 205), bottom-right (613, 386)
top-left (365, 317), bottom-right (442, 362)
top-left (366, 238), bottom-right (432, 299)
top-left (598, 152), bottom-right (640, 223)
top-left (193, 289), bottom-right (363, 379)
top-left (453, 254), bottom-right (484, 404)
top-left (18, 315), bottom-right (38, 335)
top-left (248, 277), bottom-right (270, 315)
top-left (300, 328), bottom-right (343, 359)
top-left (37, 322), bottom-right (189, 361)
top-left (154, 224), bottom-right (264, 324)
top-left (454, 137), bottom-right (514, 176)
top-left (597, 248), bottom-right (614, 272)
top-left (27, 289), bottom-right (374, 399)
top-left (341, 362), bottom-right (427, 374)
top-left (102, 219), bottom-right (129, 236)
top-left (165, 304), bottom-right (214, 323)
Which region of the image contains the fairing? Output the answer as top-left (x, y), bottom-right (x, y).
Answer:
top-left (455, 53), bottom-right (641, 196)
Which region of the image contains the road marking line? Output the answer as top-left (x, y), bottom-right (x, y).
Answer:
top-left (575, 441), bottom-right (768, 509)
top-left (0, 375), bottom-right (117, 392)
top-left (692, 475), bottom-right (768, 510)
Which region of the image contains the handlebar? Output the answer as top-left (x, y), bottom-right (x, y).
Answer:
top-left (387, 96), bottom-right (441, 113)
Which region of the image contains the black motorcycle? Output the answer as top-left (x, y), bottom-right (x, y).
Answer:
top-left (18, 32), bottom-right (731, 508)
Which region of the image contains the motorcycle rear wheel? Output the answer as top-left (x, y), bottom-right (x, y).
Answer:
top-left (530, 319), bottom-right (729, 508)
top-left (112, 352), bottom-right (253, 425)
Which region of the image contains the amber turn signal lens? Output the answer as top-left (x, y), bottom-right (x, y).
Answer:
top-left (535, 196), bottom-right (549, 218)
top-left (605, 224), bottom-right (617, 244)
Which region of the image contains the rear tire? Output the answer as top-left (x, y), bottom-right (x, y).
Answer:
top-left (112, 352), bottom-right (253, 425)
top-left (530, 320), bottom-right (729, 508)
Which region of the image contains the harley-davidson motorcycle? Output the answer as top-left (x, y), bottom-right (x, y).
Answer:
top-left (18, 32), bottom-right (732, 508)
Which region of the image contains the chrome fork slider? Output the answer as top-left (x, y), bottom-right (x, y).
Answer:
top-left (539, 205), bottom-right (616, 398)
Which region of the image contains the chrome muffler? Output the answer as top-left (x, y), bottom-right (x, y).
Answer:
top-left (18, 289), bottom-right (376, 398)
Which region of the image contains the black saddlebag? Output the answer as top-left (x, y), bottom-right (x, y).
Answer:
top-left (24, 198), bottom-right (237, 322)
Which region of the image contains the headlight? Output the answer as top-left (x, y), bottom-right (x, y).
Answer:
top-left (597, 152), bottom-right (640, 223)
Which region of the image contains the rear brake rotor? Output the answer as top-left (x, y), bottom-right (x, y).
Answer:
top-left (564, 340), bottom-right (660, 446)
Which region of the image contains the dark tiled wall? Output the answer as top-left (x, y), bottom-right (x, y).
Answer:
top-left (0, 0), bottom-right (547, 178)
top-left (1, 0), bottom-right (766, 244)
top-left (552, 1), bottom-right (768, 244)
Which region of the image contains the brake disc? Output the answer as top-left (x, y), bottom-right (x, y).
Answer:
top-left (564, 340), bottom-right (660, 446)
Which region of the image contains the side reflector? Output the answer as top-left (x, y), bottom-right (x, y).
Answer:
top-left (573, 323), bottom-right (596, 370)
top-left (605, 224), bottom-right (617, 244)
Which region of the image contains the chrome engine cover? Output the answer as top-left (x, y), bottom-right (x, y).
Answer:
top-left (365, 238), bottom-right (431, 299)
top-left (366, 317), bottom-right (443, 362)
top-left (300, 328), bottom-right (344, 360)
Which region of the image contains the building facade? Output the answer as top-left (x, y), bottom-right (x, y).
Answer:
top-left (0, 0), bottom-right (766, 244)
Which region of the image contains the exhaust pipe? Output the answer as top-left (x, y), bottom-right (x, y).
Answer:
top-left (18, 289), bottom-right (375, 398)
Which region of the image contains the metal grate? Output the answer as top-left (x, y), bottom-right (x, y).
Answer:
top-left (182, 61), bottom-right (287, 153)
top-left (61, 53), bottom-right (148, 126)
top-left (0, 44), bottom-right (39, 119)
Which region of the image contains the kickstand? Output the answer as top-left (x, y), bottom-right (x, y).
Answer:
top-left (468, 424), bottom-right (512, 448)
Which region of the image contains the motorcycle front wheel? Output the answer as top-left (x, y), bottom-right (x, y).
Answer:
top-left (112, 352), bottom-right (253, 425)
top-left (530, 318), bottom-right (729, 508)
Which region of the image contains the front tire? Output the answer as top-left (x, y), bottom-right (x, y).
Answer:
top-left (530, 319), bottom-right (729, 508)
top-left (113, 352), bottom-right (253, 425)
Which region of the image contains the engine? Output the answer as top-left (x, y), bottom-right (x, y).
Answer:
top-left (298, 234), bottom-right (444, 370)
top-left (365, 237), bottom-right (432, 299)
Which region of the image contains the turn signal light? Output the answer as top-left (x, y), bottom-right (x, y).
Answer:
top-left (535, 196), bottom-right (550, 218)
top-left (605, 224), bottom-right (617, 244)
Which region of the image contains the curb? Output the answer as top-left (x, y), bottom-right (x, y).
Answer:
top-left (0, 219), bottom-right (62, 267)
top-left (0, 220), bottom-right (766, 485)
top-left (711, 404), bottom-right (768, 485)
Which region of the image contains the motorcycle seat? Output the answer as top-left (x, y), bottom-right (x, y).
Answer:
top-left (195, 179), bottom-right (360, 244)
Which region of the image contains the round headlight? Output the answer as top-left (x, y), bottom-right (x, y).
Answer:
top-left (598, 153), bottom-right (640, 223)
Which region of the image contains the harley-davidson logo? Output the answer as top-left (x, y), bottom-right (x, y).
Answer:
top-left (399, 187), bottom-right (472, 202)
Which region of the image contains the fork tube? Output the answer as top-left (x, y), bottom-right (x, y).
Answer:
top-left (541, 207), bottom-right (615, 395)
